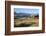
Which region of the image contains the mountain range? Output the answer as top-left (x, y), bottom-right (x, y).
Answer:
top-left (14, 12), bottom-right (39, 19)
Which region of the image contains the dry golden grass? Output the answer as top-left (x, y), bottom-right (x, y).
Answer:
top-left (14, 17), bottom-right (39, 26)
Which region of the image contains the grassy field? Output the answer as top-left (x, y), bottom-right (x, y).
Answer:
top-left (14, 17), bottom-right (39, 27)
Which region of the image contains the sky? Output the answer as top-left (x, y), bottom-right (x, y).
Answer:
top-left (14, 8), bottom-right (39, 14)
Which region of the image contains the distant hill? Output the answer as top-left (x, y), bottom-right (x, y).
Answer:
top-left (14, 12), bottom-right (39, 19)
top-left (14, 13), bottom-right (31, 16)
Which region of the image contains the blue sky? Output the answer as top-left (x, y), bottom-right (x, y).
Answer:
top-left (14, 8), bottom-right (39, 14)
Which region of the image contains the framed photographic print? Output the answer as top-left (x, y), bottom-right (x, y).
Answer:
top-left (5, 1), bottom-right (45, 35)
